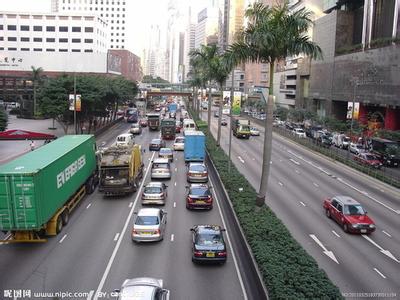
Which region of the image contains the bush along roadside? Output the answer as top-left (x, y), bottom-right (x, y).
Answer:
top-left (188, 108), bottom-right (343, 299)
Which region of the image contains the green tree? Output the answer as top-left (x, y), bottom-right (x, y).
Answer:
top-left (142, 75), bottom-right (169, 84)
top-left (31, 66), bottom-right (44, 117)
top-left (226, 2), bottom-right (322, 206)
top-left (0, 108), bottom-right (8, 131)
top-left (274, 106), bottom-right (288, 121)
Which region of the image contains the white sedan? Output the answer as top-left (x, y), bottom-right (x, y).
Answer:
top-left (250, 127), bottom-right (260, 136)
top-left (173, 136), bottom-right (185, 151)
top-left (349, 143), bottom-right (366, 155)
top-left (292, 128), bottom-right (306, 138)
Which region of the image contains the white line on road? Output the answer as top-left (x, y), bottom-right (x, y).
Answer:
top-left (113, 233), bottom-right (120, 241)
top-left (129, 202), bottom-right (133, 208)
top-left (174, 182), bottom-right (177, 186)
top-left (289, 158), bottom-right (300, 165)
top-left (94, 152), bottom-right (155, 300)
top-left (170, 234), bottom-right (174, 242)
top-left (313, 182), bottom-right (319, 188)
top-left (299, 201), bottom-right (306, 207)
top-left (382, 230), bottom-right (392, 237)
top-left (332, 230), bottom-right (341, 238)
top-left (175, 168), bottom-right (177, 171)
top-left (309, 234), bottom-right (339, 264)
top-left (362, 235), bottom-right (399, 263)
top-left (173, 202), bottom-right (176, 208)
top-left (278, 182), bottom-right (283, 186)
top-left (86, 290), bottom-right (94, 300)
top-left (373, 268), bottom-right (387, 279)
top-left (86, 203), bottom-right (92, 209)
top-left (238, 156), bottom-right (245, 164)
top-left (59, 234), bottom-right (67, 244)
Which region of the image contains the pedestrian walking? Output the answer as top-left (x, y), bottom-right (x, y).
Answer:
top-left (30, 140), bottom-right (35, 151)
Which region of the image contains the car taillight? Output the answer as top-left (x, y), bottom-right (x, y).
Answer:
top-left (217, 251), bottom-right (227, 257)
top-left (194, 251), bottom-right (203, 257)
top-left (187, 196), bottom-right (194, 203)
top-left (206, 196), bottom-right (212, 203)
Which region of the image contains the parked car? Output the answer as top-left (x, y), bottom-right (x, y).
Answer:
top-left (250, 127), bottom-right (260, 136)
top-left (116, 109), bottom-right (125, 116)
top-left (354, 152), bottom-right (383, 169)
top-left (142, 182), bottom-right (168, 205)
top-left (186, 184), bottom-right (213, 210)
top-left (187, 162), bottom-right (208, 183)
top-left (149, 139), bottom-right (166, 151)
top-left (139, 118), bottom-right (148, 127)
top-left (116, 133), bottom-right (134, 147)
top-left (130, 123), bottom-right (142, 135)
top-left (159, 148), bottom-right (174, 162)
top-left (349, 143), bottom-right (366, 155)
top-left (323, 196), bottom-right (376, 234)
top-left (221, 118), bottom-right (228, 126)
top-left (317, 134), bottom-right (332, 148)
top-left (173, 136), bottom-right (185, 151)
top-left (115, 277), bottom-right (170, 300)
top-left (214, 111), bottom-right (219, 118)
top-left (332, 133), bottom-right (350, 149)
top-left (132, 208), bottom-right (167, 242)
top-left (292, 128), bottom-right (306, 138)
top-left (151, 158), bottom-right (171, 179)
top-left (190, 225), bottom-right (227, 264)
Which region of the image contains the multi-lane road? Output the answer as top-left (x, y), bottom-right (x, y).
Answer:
top-left (0, 119), bottom-right (249, 300)
top-left (201, 109), bottom-right (400, 297)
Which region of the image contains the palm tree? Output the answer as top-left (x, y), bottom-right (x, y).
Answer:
top-left (31, 66), bottom-right (44, 117)
top-left (226, 2), bottom-right (322, 206)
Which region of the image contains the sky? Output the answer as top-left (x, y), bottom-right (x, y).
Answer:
top-left (1, 0), bottom-right (209, 56)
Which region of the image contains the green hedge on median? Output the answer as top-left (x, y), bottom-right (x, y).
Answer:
top-left (189, 108), bottom-right (343, 299)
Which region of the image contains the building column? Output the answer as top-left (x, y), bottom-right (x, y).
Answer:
top-left (359, 103), bottom-right (368, 125)
top-left (384, 107), bottom-right (400, 130)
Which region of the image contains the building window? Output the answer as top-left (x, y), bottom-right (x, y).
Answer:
top-left (46, 48), bottom-right (55, 52)
top-left (72, 38), bottom-right (81, 43)
top-left (20, 25), bottom-right (29, 31)
top-left (21, 48), bottom-right (30, 51)
top-left (59, 26), bottom-right (68, 32)
top-left (111, 39), bottom-right (113, 42)
top-left (72, 49), bottom-right (81, 52)
top-left (46, 38), bottom-right (56, 42)
top-left (21, 37), bottom-right (30, 42)
top-left (371, 0), bottom-right (396, 40)
top-left (110, 45), bottom-right (113, 48)
top-left (33, 37), bottom-right (43, 42)
top-left (33, 48), bottom-right (42, 51)
top-left (0, 47), bottom-right (4, 50)
top-left (84, 38), bottom-right (93, 43)
top-left (84, 49), bottom-right (93, 52)
top-left (59, 38), bottom-right (68, 43)
top-left (7, 25), bottom-right (17, 30)
top-left (84, 27), bottom-right (94, 32)
top-left (59, 49), bottom-right (68, 52)
top-left (72, 26), bottom-right (81, 32)
top-left (46, 26), bottom-right (56, 32)
top-left (8, 47), bottom-right (17, 51)
top-left (0, 37), bottom-right (3, 41)
top-left (33, 26), bottom-right (42, 31)
top-left (7, 37), bottom-right (17, 41)
top-left (0, 25), bottom-right (3, 30)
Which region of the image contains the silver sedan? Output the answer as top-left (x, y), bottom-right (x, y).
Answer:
top-left (132, 208), bottom-right (167, 242)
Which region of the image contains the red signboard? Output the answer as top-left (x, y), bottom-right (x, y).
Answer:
top-left (0, 130), bottom-right (56, 140)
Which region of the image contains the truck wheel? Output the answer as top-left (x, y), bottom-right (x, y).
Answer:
top-left (61, 210), bottom-right (70, 226)
top-left (56, 215), bottom-right (63, 234)
top-left (325, 209), bottom-right (331, 218)
top-left (86, 178), bottom-right (95, 195)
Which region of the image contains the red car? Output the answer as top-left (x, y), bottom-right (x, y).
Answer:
top-left (323, 196), bottom-right (376, 234)
top-left (175, 121), bottom-right (182, 133)
top-left (139, 119), bottom-right (148, 127)
top-left (354, 152), bottom-right (383, 169)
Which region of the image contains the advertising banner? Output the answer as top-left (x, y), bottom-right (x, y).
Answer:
top-left (346, 102), bottom-right (359, 120)
top-left (232, 91), bottom-right (242, 116)
top-left (69, 94), bottom-right (82, 112)
top-left (223, 91), bottom-right (231, 106)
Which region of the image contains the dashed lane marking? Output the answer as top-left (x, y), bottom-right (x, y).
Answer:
top-left (114, 233), bottom-right (120, 241)
top-left (332, 231), bottom-right (341, 238)
top-left (373, 268), bottom-right (386, 279)
top-left (59, 234), bottom-right (67, 244)
top-left (170, 234), bottom-right (174, 242)
top-left (86, 203), bottom-right (92, 209)
top-left (299, 201), bottom-right (306, 207)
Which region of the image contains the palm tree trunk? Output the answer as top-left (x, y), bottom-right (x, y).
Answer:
top-left (33, 82), bottom-right (37, 117)
top-left (207, 86), bottom-right (212, 134)
top-left (217, 83), bottom-right (224, 146)
top-left (256, 62), bottom-right (275, 207)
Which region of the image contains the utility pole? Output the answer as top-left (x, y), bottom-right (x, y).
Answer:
top-left (350, 81), bottom-right (358, 137)
top-left (74, 73), bottom-right (77, 134)
top-left (228, 69), bottom-right (234, 172)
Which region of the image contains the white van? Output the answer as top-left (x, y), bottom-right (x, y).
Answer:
top-left (183, 119), bottom-right (196, 134)
top-left (116, 133), bottom-right (134, 147)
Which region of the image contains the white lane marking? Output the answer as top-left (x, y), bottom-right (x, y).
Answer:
top-left (94, 152), bottom-right (155, 300)
top-left (270, 161), bottom-right (272, 164)
top-left (252, 158), bottom-right (255, 161)
top-left (332, 230), bottom-right (341, 238)
top-left (113, 233), bottom-right (120, 241)
top-left (174, 182), bottom-right (177, 186)
top-left (144, 167), bottom-right (146, 172)
top-left (148, 158), bottom-right (151, 161)
top-left (373, 268), bottom-right (387, 279)
top-left (278, 182), bottom-right (283, 186)
top-left (210, 177), bottom-right (248, 300)
top-left (238, 156), bottom-right (245, 164)
top-left (173, 202), bottom-right (176, 208)
top-left (382, 230), bottom-right (392, 237)
top-left (86, 203), bottom-right (92, 209)
top-left (362, 235), bottom-right (399, 263)
top-left (313, 182), bottom-right (319, 188)
top-left (299, 201), bottom-right (306, 207)
top-left (86, 290), bottom-right (94, 300)
top-left (129, 202), bottom-right (133, 208)
top-left (170, 234), bottom-right (174, 242)
top-left (295, 169), bottom-right (300, 174)
top-left (309, 234), bottom-right (339, 264)
top-left (175, 168), bottom-right (177, 171)
top-left (289, 158), bottom-right (300, 165)
top-left (59, 234), bottom-right (67, 244)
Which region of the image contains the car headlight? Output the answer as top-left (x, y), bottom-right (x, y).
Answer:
top-left (352, 224), bottom-right (360, 228)
top-left (387, 160), bottom-right (391, 163)
top-left (369, 224), bottom-right (375, 228)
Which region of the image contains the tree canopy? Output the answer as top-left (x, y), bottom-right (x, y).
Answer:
top-left (142, 75), bottom-right (169, 84)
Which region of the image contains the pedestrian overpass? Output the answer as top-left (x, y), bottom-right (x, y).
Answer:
top-left (141, 83), bottom-right (192, 98)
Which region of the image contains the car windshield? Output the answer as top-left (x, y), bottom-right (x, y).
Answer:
top-left (135, 215), bottom-right (159, 225)
top-left (151, 139), bottom-right (160, 144)
top-left (343, 204), bottom-right (366, 215)
top-left (355, 144), bottom-right (363, 149)
top-left (160, 149), bottom-right (172, 155)
top-left (175, 137), bottom-right (184, 143)
top-left (117, 137), bottom-right (126, 141)
top-left (189, 187), bottom-right (210, 196)
top-left (196, 233), bottom-right (223, 246)
top-left (120, 286), bottom-right (155, 300)
top-left (153, 163), bottom-right (169, 169)
top-left (240, 125), bottom-right (250, 131)
top-left (190, 165), bottom-right (206, 172)
top-left (144, 186), bottom-right (162, 194)
top-left (344, 137), bottom-right (350, 142)
top-left (365, 154), bottom-right (376, 160)
top-left (296, 129), bottom-right (305, 133)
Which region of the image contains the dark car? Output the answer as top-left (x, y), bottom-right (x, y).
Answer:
top-left (317, 134), bottom-right (332, 148)
top-left (186, 184), bottom-right (212, 210)
top-left (140, 119), bottom-right (148, 127)
top-left (190, 225), bottom-right (227, 264)
top-left (221, 118), bottom-right (228, 126)
top-left (149, 138), bottom-right (166, 151)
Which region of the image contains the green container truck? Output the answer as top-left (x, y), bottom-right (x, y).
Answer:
top-left (0, 135), bottom-right (99, 242)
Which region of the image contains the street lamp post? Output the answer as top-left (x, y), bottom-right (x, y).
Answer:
top-left (228, 69), bottom-right (234, 172)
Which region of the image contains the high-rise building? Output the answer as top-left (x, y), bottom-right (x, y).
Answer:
top-left (184, 8), bottom-right (196, 80)
top-left (195, 7), bottom-right (219, 49)
top-left (51, 0), bottom-right (127, 50)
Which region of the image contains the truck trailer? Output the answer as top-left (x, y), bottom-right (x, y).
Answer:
top-left (0, 135), bottom-right (99, 242)
top-left (161, 118), bottom-right (176, 140)
top-left (184, 131), bottom-right (206, 162)
top-left (147, 113), bottom-right (161, 131)
top-left (232, 117), bottom-right (251, 139)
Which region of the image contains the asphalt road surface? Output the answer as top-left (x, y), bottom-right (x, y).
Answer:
top-left (0, 117), bottom-right (248, 300)
top-left (201, 109), bottom-right (400, 298)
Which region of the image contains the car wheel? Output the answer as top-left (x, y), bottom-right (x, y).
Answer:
top-left (325, 209), bottom-right (331, 218)
top-left (343, 223), bottom-right (349, 233)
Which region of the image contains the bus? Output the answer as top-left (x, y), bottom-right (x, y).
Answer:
top-left (125, 107), bottom-right (139, 123)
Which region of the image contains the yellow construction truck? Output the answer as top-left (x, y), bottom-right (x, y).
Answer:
top-left (98, 144), bottom-right (144, 196)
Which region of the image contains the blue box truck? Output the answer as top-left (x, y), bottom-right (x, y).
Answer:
top-left (184, 131), bottom-right (205, 162)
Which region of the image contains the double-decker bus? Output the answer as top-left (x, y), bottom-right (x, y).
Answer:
top-left (125, 107), bottom-right (139, 123)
